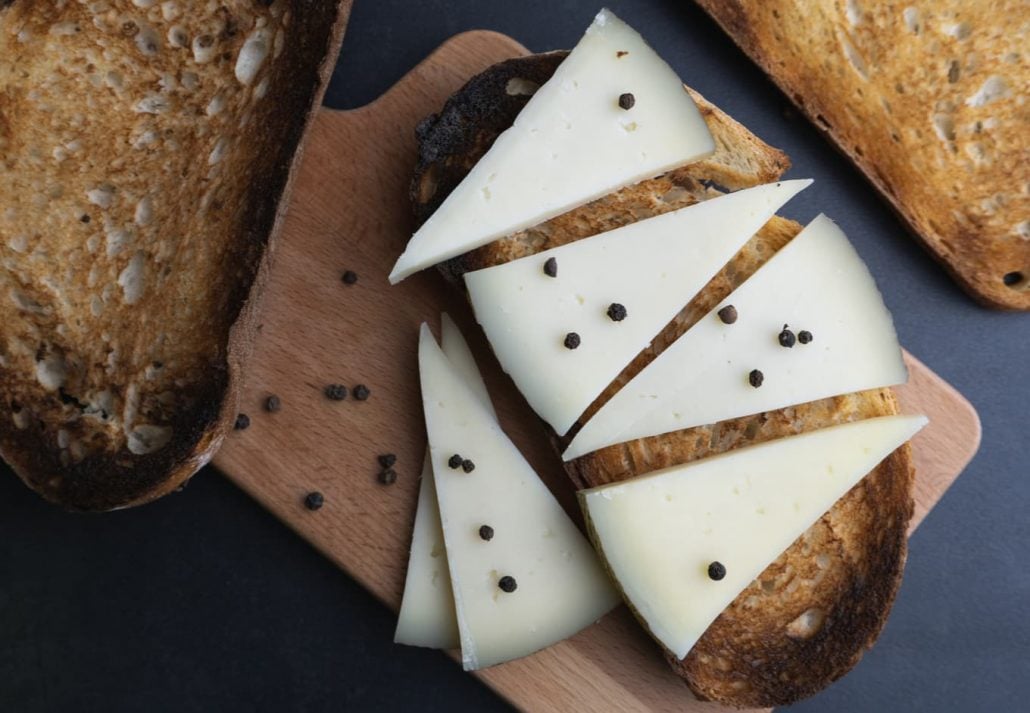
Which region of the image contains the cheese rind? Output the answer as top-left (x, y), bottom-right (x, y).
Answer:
top-left (565, 214), bottom-right (908, 460)
top-left (389, 8), bottom-right (716, 283)
top-left (465, 180), bottom-right (811, 435)
top-left (418, 324), bottom-right (619, 670)
top-left (394, 314), bottom-right (494, 649)
top-left (580, 414), bottom-right (927, 660)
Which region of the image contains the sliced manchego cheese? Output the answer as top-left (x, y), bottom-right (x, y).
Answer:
top-left (394, 453), bottom-right (459, 649)
top-left (389, 8), bottom-right (715, 283)
top-left (418, 324), bottom-right (619, 670)
top-left (395, 314), bottom-right (493, 649)
top-left (465, 180), bottom-right (811, 435)
top-left (565, 214), bottom-right (908, 460)
top-left (580, 414), bottom-right (927, 659)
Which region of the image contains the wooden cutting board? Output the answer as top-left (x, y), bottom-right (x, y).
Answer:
top-left (214, 31), bottom-right (982, 713)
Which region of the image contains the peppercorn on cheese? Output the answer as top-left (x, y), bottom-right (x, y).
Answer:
top-left (388, 8), bottom-right (716, 283)
top-left (565, 215), bottom-right (909, 461)
top-left (395, 315), bottom-right (492, 650)
top-left (465, 180), bottom-right (811, 435)
top-left (418, 324), bottom-right (619, 670)
top-left (580, 415), bottom-right (927, 659)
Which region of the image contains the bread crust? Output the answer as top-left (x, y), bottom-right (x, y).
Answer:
top-left (695, 0), bottom-right (1030, 310)
top-left (0, 1), bottom-right (353, 510)
top-left (411, 53), bottom-right (915, 706)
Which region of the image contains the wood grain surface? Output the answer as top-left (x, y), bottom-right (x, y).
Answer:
top-left (214, 31), bottom-right (981, 713)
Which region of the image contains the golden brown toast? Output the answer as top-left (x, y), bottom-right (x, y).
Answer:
top-left (410, 53), bottom-right (914, 707)
top-left (695, 0), bottom-right (1030, 310)
top-left (0, 1), bottom-right (351, 510)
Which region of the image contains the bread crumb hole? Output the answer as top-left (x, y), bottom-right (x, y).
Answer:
top-left (902, 7), bottom-right (920, 33)
top-left (505, 77), bottom-right (540, 96)
top-left (932, 113), bottom-right (956, 142)
top-left (786, 608), bottom-right (826, 640)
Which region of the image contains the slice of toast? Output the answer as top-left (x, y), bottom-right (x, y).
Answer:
top-left (0, 1), bottom-right (351, 510)
top-left (695, 0), bottom-right (1030, 310)
top-left (411, 53), bottom-right (914, 707)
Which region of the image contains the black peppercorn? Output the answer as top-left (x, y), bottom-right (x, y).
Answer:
top-left (708, 561), bottom-right (726, 581)
top-left (717, 305), bottom-right (738, 324)
top-left (798, 330), bottom-right (813, 344)
top-left (479, 525), bottom-right (494, 541)
top-left (448, 454), bottom-right (464, 469)
top-left (618, 92), bottom-right (635, 110)
top-left (234, 413), bottom-right (250, 430)
top-left (353, 384), bottom-right (370, 400)
top-left (304, 492), bottom-right (324, 511)
top-left (607, 303), bottom-right (627, 322)
top-left (778, 324), bottom-right (796, 348)
top-left (564, 332), bottom-right (581, 350)
top-left (748, 369), bottom-right (764, 388)
top-left (324, 384), bottom-right (347, 401)
top-left (543, 257), bottom-right (558, 278)
top-left (461, 459), bottom-right (476, 474)
top-left (498, 575), bottom-right (518, 593)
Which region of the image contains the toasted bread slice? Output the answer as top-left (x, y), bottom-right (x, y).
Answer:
top-left (410, 53), bottom-right (914, 707)
top-left (0, 1), bottom-right (351, 510)
top-left (695, 0), bottom-right (1030, 310)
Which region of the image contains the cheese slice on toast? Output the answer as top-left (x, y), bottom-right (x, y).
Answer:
top-left (565, 214), bottom-right (908, 460)
top-left (581, 414), bottom-right (927, 659)
top-left (389, 8), bottom-right (715, 282)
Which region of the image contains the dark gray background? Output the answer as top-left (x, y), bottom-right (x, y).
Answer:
top-left (2, 1), bottom-right (1027, 711)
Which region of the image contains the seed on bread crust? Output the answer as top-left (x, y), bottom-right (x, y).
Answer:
top-left (234, 413), bottom-right (251, 430)
top-left (378, 468), bottom-right (397, 485)
top-left (304, 492), bottom-right (324, 511)
top-left (353, 384), bottom-right (370, 400)
top-left (265, 395), bottom-right (281, 412)
top-left (342, 270), bottom-right (358, 285)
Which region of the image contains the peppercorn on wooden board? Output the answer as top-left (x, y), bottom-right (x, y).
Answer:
top-left (213, 31), bottom-right (981, 713)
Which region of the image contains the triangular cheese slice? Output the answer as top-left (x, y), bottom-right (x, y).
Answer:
top-left (418, 324), bottom-right (619, 670)
top-left (465, 180), bottom-right (811, 435)
top-left (389, 8), bottom-right (715, 283)
top-left (580, 414), bottom-right (927, 659)
top-left (565, 214), bottom-right (908, 460)
top-left (395, 315), bottom-right (494, 649)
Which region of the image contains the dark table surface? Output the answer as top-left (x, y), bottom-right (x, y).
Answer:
top-left (3, 1), bottom-right (1028, 711)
